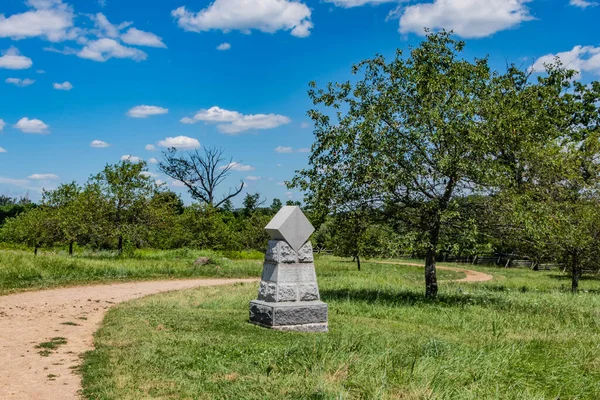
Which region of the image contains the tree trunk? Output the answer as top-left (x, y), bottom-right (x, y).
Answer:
top-left (34, 246), bottom-right (38, 256)
top-left (425, 216), bottom-right (442, 298)
top-left (69, 241), bottom-right (74, 256)
top-left (571, 253), bottom-right (581, 294)
top-left (356, 254), bottom-right (361, 271)
top-left (425, 247), bottom-right (438, 298)
top-left (118, 236), bottom-right (123, 254)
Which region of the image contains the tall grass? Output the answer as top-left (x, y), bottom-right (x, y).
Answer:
top-left (0, 249), bottom-right (261, 295)
top-left (82, 259), bottom-right (600, 399)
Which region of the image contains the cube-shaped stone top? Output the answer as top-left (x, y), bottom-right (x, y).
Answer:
top-left (265, 206), bottom-right (314, 253)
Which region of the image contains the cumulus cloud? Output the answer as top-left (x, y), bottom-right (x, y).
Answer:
top-left (0, 47), bottom-right (33, 69)
top-left (145, 144), bottom-right (156, 151)
top-left (0, 4), bottom-right (165, 64)
top-left (181, 106), bottom-right (291, 134)
top-left (121, 155), bottom-right (143, 163)
top-left (5, 77), bottom-right (35, 87)
top-left (53, 81), bottom-right (72, 90)
top-left (570, 0), bottom-right (598, 8)
top-left (0, 147), bottom-right (6, 153)
top-left (275, 146), bottom-right (309, 153)
top-left (90, 140), bottom-right (110, 148)
top-left (171, 180), bottom-right (186, 188)
top-left (398, 0), bottom-right (534, 38)
top-left (275, 146), bottom-right (293, 153)
top-left (14, 117), bottom-right (49, 133)
top-left (148, 157), bottom-right (158, 164)
top-left (0, 119), bottom-right (5, 131)
top-left (217, 42), bottom-right (231, 50)
top-left (157, 136), bottom-right (201, 150)
top-left (28, 173), bottom-right (59, 180)
top-left (220, 162), bottom-right (255, 172)
top-left (325, 0), bottom-right (395, 6)
top-left (0, 0), bottom-right (75, 42)
top-left (171, 0), bottom-right (313, 38)
top-left (127, 105), bottom-right (168, 118)
top-left (531, 45), bottom-right (600, 75)
top-left (246, 175), bottom-right (261, 181)
top-left (78, 38), bottom-right (147, 62)
top-left (121, 27), bottom-right (167, 48)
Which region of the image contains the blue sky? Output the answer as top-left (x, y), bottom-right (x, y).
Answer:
top-left (0, 0), bottom-right (598, 206)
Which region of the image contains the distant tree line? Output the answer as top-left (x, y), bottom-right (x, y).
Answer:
top-left (0, 159), bottom-right (301, 256)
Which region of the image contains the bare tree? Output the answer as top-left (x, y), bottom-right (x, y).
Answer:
top-left (159, 147), bottom-right (244, 207)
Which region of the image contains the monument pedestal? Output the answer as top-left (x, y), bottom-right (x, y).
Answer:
top-left (249, 300), bottom-right (328, 332)
top-left (249, 207), bottom-right (328, 333)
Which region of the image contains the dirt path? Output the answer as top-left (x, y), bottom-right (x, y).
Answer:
top-left (370, 261), bottom-right (493, 283)
top-left (0, 278), bottom-right (257, 400)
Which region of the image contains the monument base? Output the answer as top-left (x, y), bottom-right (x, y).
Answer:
top-left (249, 300), bottom-right (328, 332)
top-left (249, 321), bottom-right (329, 333)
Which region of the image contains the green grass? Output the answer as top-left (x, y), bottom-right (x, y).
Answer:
top-left (82, 258), bottom-right (600, 399)
top-left (0, 249), bottom-right (261, 295)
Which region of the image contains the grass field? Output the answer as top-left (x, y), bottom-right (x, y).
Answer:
top-left (81, 257), bottom-right (600, 399)
top-left (0, 248), bottom-right (261, 295)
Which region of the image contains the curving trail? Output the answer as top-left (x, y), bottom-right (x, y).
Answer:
top-left (0, 278), bottom-right (257, 400)
top-left (370, 261), bottom-right (493, 283)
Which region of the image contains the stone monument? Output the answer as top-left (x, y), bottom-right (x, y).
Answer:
top-left (249, 206), bottom-right (328, 332)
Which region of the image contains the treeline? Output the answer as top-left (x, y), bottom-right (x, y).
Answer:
top-left (0, 161), bottom-right (301, 255)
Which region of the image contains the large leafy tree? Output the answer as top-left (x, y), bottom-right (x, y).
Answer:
top-left (293, 31), bottom-right (500, 297)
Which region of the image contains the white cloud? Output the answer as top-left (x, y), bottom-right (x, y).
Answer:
top-left (275, 146), bottom-right (293, 153)
top-left (155, 179), bottom-right (165, 186)
top-left (171, 180), bottom-right (186, 188)
top-left (14, 117), bottom-right (49, 133)
top-left (246, 175), bottom-right (261, 180)
top-left (217, 42), bottom-right (231, 51)
top-left (300, 122), bottom-right (310, 129)
top-left (127, 105), bottom-right (168, 118)
top-left (53, 81), bottom-right (72, 90)
top-left (570, 0), bottom-right (598, 8)
top-left (181, 106), bottom-right (291, 134)
top-left (145, 144), bottom-right (156, 151)
top-left (275, 146), bottom-right (310, 153)
top-left (157, 136), bottom-right (200, 150)
top-left (398, 0), bottom-right (534, 39)
top-left (0, 47), bottom-right (33, 69)
top-left (325, 0), bottom-right (395, 7)
top-left (148, 157), bottom-right (158, 164)
top-left (531, 45), bottom-right (600, 75)
top-left (5, 77), bottom-right (35, 87)
top-left (171, 0), bottom-right (313, 38)
top-left (0, 176), bottom-right (31, 188)
top-left (140, 171), bottom-right (159, 178)
top-left (90, 140), bottom-right (110, 148)
top-left (121, 27), bottom-right (167, 48)
top-left (0, 0), bottom-right (75, 42)
top-left (0, 119), bottom-right (5, 131)
top-left (0, 147), bottom-right (6, 153)
top-left (276, 181), bottom-right (285, 186)
top-left (28, 173), bottom-right (59, 180)
top-left (78, 38), bottom-right (147, 62)
top-left (121, 155), bottom-right (143, 163)
top-left (90, 12), bottom-right (130, 39)
top-left (220, 162), bottom-right (255, 172)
